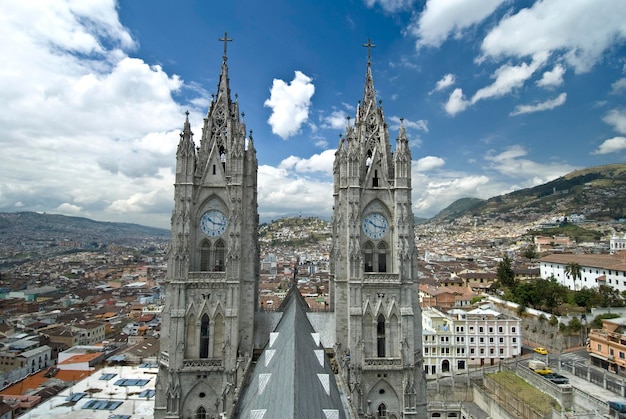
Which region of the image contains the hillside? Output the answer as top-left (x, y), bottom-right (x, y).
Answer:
top-left (431, 163), bottom-right (626, 223)
top-left (0, 211), bottom-right (169, 251)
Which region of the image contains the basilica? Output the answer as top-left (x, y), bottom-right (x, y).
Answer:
top-left (154, 36), bottom-right (428, 419)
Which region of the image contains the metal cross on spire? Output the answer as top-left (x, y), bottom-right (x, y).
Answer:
top-left (219, 32), bottom-right (233, 61)
top-left (363, 38), bottom-right (376, 65)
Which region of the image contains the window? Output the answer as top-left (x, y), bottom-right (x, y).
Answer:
top-left (498, 327), bottom-right (503, 333)
top-left (377, 403), bottom-right (387, 418)
top-left (512, 327), bottom-right (516, 333)
top-left (200, 241), bottom-right (211, 271)
top-left (200, 239), bottom-right (225, 272)
top-left (512, 338), bottom-right (517, 343)
top-left (200, 314), bottom-right (210, 358)
top-left (197, 406), bottom-right (207, 419)
top-left (377, 315), bottom-right (386, 357)
top-left (598, 344), bottom-right (602, 351)
top-left (377, 242), bottom-right (387, 272)
top-left (364, 241), bottom-right (388, 273)
top-left (479, 327), bottom-right (484, 333)
top-left (364, 242), bottom-right (374, 272)
top-left (489, 327), bottom-right (493, 333)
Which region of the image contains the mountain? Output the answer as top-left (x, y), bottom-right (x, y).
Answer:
top-left (430, 164), bottom-right (626, 223)
top-left (0, 211), bottom-right (169, 247)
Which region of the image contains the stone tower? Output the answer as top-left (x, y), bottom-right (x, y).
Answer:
top-left (331, 40), bottom-right (428, 418)
top-left (154, 34), bottom-right (259, 419)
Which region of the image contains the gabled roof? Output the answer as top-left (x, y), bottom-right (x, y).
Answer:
top-left (236, 286), bottom-right (347, 418)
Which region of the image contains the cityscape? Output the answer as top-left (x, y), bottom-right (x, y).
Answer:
top-left (1, 1), bottom-right (626, 418)
top-left (1, 207), bottom-right (626, 417)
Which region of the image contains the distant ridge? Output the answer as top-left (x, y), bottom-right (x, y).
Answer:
top-left (0, 211), bottom-right (169, 243)
top-left (430, 163), bottom-right (626, 223)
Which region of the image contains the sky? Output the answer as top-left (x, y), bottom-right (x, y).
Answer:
top-left (1, 0), bottom-right (626, 229)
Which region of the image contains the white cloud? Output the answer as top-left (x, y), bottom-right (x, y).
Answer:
top-left (322, 110), bottom-right (349, 130)
top-left (472, 52), bottom-right (549, 103)
top-left (412, 172), bottom-right (492, 216)
top-left (430, 73), bottom-right (456, 94)
top-left (537, 64), bottom-right (565, 88)
top-left (611, 78), bottom-right (626, 95)
top-left (444, 88), bottom-right (470, 116)
top-left (0, 1), bottom-right (187, 228)
top-left (258, 164), bottom-right (333, 220)
top-left (592, 136), bottom-right (626, 155)
top-left (485, 145), bottom-right (576, 181)
top-left (481, 0), bottom-right (626, 73)
top-left (408, 0), bottom-right (506, 49)
top-left (363, 0), bottom-right (415, 13)
top-left (277, 150), bottom-right (335, 174)
top-left (415, 156), bottom-right (445, 171)
top-left (604, 109), bottom-right (626, 134)
top-left (510, 92), bottom-right (567, 116)
top-left (388, 116), bottom-right (429, 133)
top-left (264, 71), bottom-right (315, 139)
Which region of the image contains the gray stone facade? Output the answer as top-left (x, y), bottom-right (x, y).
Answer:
top-left (155, 39), bottom-right (427, 418)
top-left (330, 48), bottom-right (428, 418)
top-left (154, 44), bottom-right (259, 419)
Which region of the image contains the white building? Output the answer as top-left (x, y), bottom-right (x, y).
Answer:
top-left (422, 306), bottom-right (522, 378)
top-left (540, 252), bottom-right (626, 292)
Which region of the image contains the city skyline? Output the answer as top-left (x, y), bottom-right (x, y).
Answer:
top-left (1, 0), bottom-right (625, 228)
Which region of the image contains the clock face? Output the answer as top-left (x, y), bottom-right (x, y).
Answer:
top-left (362, 212), bottom-right (388, 239)
top-left (200, 210), bottom-right (228, 237)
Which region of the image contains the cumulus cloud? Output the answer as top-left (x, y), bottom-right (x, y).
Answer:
top-left (322, 110), bottom-right (349, 130)
top-left (510, 93), bottom-right (567, 116)
top-left (277, 150), bottom-right (335, 174)
top-left (430, 73), bottom-right (456, 94)
top-left (444, 88), bottom-right (470, 116)
top-left (387, 116), bottom-right (428, 133)
top-left (472, 52), bottom-right (549, 103)
top-left (592, 137), bottom-right (626, 155)
top-left (604, 109), bottom-right (626, 134)
top-left (412, 172), bottom-right (492, 217)
top-left (611, 78), bottom-right (626, 95)
top-left (485, 145), bottom-right (576, 182)
top-left (264, 71), bottom-right (315, 139)
top-left (0, 1), bottom-right (186, 228)
top-left (363, 0), bottom-right (416, 14)
top-left (480, 0), bottom-right (626, 73)
top-left (537, 64), bottom-right (565, 88)
top-left (415, 156), bottom-right (445, 171)
top-left (258, 164), bottom-right (333, 220)
top-left (408, 0), bottom-right (506, 49)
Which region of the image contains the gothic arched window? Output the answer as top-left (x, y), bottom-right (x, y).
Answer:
top-left (364, 242), bottom-right (374, 272)
top-left (377, 242), bottom-right (387, 272)
top-left (200, 241), bottom-right (211, 271)
top-left (363, 241), bottom-right (388, 273)
top-left (377, 403), bottom-right (387, 418)
top-left (197, 406), bottom-right (207, 419)
top-left (377, 314), bottom-right (386, 357)
top-left (200, 314), bottom-right (210, 359)
top-left (215, 239), bottom-right (225, 271)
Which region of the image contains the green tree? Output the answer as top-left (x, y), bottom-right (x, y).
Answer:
top-left (564, 262), bottom-right (582, 291)
top-left (523, 245), bottom-right (538, 264)
top-left (497, 254), bottom-right (517, 289)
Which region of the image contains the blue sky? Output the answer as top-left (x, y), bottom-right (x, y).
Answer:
top-left (1, 0), bottom-right (625, 229)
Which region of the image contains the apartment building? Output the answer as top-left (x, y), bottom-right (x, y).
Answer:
top-left (422, 306), bottom-right (522, 377)
top-left (587, 316), bottom-right (626, 374)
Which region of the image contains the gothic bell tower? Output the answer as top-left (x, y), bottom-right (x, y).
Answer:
top-left (155, 33), bottom-right (259, 419)
top-left (331, 40), bottom-right (427, 418)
